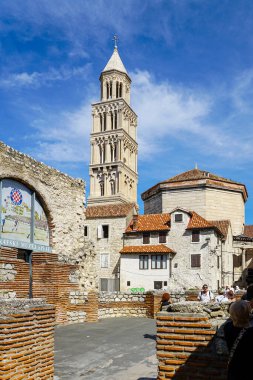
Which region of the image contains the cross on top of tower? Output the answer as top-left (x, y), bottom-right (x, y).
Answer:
top-left (113, 34), bottom-right (118, 49)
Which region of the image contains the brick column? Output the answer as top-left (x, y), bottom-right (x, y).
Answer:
top-left (156, 312), bottom-right (227, 380)
top-left (86, 291), bottom-right (99, 322)
top-left (0, 301), bottom-right (55, 380)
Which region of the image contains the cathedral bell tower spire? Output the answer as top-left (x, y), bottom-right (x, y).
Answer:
top-left (88, 38), bottom-right (138, 206)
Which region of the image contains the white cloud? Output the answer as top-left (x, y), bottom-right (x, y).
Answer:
top-left (28, 102), bottom-right (92, 163)
top-left (131, 70), bottom-right (253, 162)
top-left (231, 69), bottom-right (253, 113)
top-left (0, 64), bottom-right (90, 88)
top-left (21, 69), bottom-right (253, 169)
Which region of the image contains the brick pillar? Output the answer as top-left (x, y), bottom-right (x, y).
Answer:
top-left (86, 291), bottom-right (99, 322)
top-left (156, 312), bottom-right (227, 380)
top-left (146, 293), bottom-right (163, 319)
top-left (0, 301), bottom-right (55, 380)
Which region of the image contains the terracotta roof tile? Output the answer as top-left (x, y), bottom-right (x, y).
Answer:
top-left (86, 203), bottom-right (136, 218)
top-left (120, 244), bottom-right (174, 254)
top-left (208, 220), bottom-right (230, 239)
top-left (164, 169), bottom-right (242, 185)
top-left (244, 225), bottom-right (253, 238)
top-left (142, 168), bottom-right (247, 201)
top-left (187, 211), bottom-right (214, 230)
top-left (187, 212), bottom-right (228, 239)
top-left (126, 213), bottom-right (170, 233)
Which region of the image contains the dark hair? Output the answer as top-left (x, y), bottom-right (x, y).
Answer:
top-left (162, 292), bottom-right (171, 302)
top-left (246, 284), bottom-right (253, 301)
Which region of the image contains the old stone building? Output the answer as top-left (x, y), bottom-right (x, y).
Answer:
top-left (120, 208), bottom-right (232, 292)
top-left (120, 168), bottom-right (253, 292)
top-left (85, 43), bottom-right (138, 291)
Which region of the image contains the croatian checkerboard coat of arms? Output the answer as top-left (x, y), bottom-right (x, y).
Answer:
top-left (10, 188), bottom-right (23, 206)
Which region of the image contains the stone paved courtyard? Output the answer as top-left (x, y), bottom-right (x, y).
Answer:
top-left (54, 317), bottom-right (157, 380)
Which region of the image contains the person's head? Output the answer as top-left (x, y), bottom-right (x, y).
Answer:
top-left (162, 292), bottom-right (171, 302)
top-left (202, 284), bottom-right (208, 293)
top-left (229, 300), bottom-right (251, 327)
top-left (227, 290), bottom-right (235, 300)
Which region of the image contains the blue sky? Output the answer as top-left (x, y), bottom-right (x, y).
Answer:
top-left (1, 0), bottom-right (253, 223)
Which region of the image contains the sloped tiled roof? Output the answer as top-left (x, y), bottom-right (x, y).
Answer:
top-left (120, 244), bottom-right (174, 254)
top-left (126, 213), bottom-right (170, 233)
top-left (187, 211), bottom-right (214, 230)
top-left (187, 211), bottom-right (228, 238)
top-left (244, 225), bottom-right (253, 238)
top-left (208, 220), bottom-right (230, 240)
top-left (164, 169), bottom-right (240, 184)
top-left (86, 203), bottom-right (136, 219)
top-left (141, 168), bottom-right (247, 201)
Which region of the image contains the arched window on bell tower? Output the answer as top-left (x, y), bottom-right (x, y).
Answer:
top-left (100, 114), bottom-right (103, 132)
top-left (116, 81), bottom-right (119, 98)
top-left (109, 81), bottom-right (112, 98)
top-left (114, 111), bottom-right (117, 129)
top-left (100, 181), bottom-right (105, 196)
top-left (119, 82), bottom-right (123, 97)
top-left (106, 82), bottom-right (109, 99)
top-left (111, 180), bottom-right (116, 195)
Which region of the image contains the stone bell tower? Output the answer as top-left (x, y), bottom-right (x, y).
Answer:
top-left (88, 37), bottom-right (138, 205)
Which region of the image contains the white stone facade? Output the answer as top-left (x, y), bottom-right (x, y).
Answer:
top-left (120, 209), bottom-right (235, 292)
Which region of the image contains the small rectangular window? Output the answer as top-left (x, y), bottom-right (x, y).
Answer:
top-left (154, 281), bottom-right (163, 289)
top-left (139, 255), bottom-right (149, 270)
top-left (143, 232), bottom-right (150, 244)
top-left (151, 255), bottom-right (167, 269)
top-left (84, 226), bottom-right (88, 237)
top-left (127, 281), bottom-right (131, 286)
top-left (100, 278), bottom-right (108, 291)
top-left (98, 225), bottom-right (109, 239)
top-left (175, 213), bottom-right (183, 222)
top-left (164, 281), bottom-right (167, 286)
top-left (192, 230), bottom-right (200, 242)
top-left (159, 231), bottom-right (167, 243)
top-left (191, 254), bottom-right (201, 268)
top-left (100, 254), bottom-right (109, 268)
top-left (102, 225), bottom-right (109, 238)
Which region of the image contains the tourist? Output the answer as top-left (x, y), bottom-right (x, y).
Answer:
top-left (224, 300), bottom-right (253, 379)
top-left (234, 285), bottom-right (240, 294)
top-left (197, 284), bottom-right (214, 303)
top-left (226, 290), bottom-right (236, 303)
top-left (241, 284), bottom-right (253, 307)
top-left (160, 292), bottom-right (172, 311)
top-left (224, 285), bottom-right (230, 296)
top-left (215, 288), bottom-right (227, 303)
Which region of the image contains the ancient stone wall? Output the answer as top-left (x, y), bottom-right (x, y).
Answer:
top-left (97, 292), bottom-right (162, 319)
top-left (0, 142), bottom-right (88, 264)
top-left (0, 299), bottom-right (55, 380)
top-left (0, 247), bottom-right (97, 324)
top-left (156, 301), bottom-right (231, 380)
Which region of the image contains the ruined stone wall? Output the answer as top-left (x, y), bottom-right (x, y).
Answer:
top-left (0, 299), bottom-right (55, 380)
top-left (0, 141), bottom-right (86, 262)
top-left (156, 301), bottom-right (231, 380)
top-left (0, 247), bottom-right (98, 324)
top-left (97, 292), bottom-right (162, 319)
